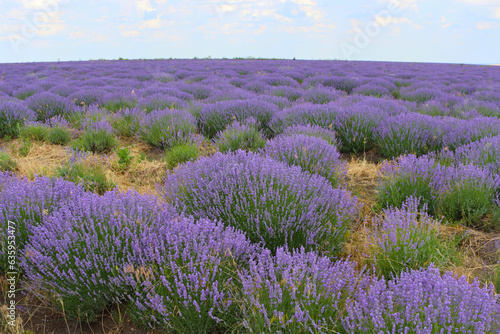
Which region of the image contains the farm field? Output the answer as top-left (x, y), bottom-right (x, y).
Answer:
top-left (0, 58), bottom-right (500, 333)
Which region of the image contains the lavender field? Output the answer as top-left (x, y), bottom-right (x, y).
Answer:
top-left (1, 59), bottom-right (500, 333)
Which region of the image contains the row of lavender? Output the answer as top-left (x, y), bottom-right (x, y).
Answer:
top-left (0, 59), bottom-right (499, 158)
top-left (1, 161), bottom-right (499, 333)
top-left (0, 60), bottom-right (498, 111)
top-left (379, 134), bottom-right (500, 228)
top-left (2, 95), bottom-right (500, 159)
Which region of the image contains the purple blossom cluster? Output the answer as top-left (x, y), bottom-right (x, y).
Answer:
top-left (343, 265), bottom-right (500, 333)
top-left (381, 154), bottom-right (500, 198)
top-left (438, 135), bottom-right (500, 175)
top-left (128, 215), bottom-right (259, 332)
top-left (279, 124), bottom-right (338, 146)
top-left (368, 197), bottom-right (453, 278)
top-left (0, 100), bottom-right (36, 138)
top-left (22, 189), bottom-right (168, 321)
top-left (25, 91), bottom-right (75, 123)
top-left (379, 154), bottom-right (500, 223)
top-left (264, 134), bottom-right (347, 187)
top-left (159, 150), bottom-right (359, 255)
top-left (239, 247), bottom-right (364, 333)
top-left (214, 118), bottom-right (267, 153)
top-left (198, 99), bottom-right (278, 138)
top-left (0, 173), bottom-right (86, 272)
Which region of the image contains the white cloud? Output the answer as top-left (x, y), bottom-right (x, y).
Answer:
top-left (139, 18), bottom-right (164, 30)
top-left (68, 31), bottom-right (108, 42)
top-left (121, 30), bottom-right (140, 37)
top-left (136, 0), bottom-right (154, 14)
top-left (22, 0), bottom-right (61, 10)
top-left (374, 15), bottom-right (413, 26)
top-left (457, 0), bottom-right (499, 4)
top-left (441, 15), bottom-right (451, 28)
top-left (494, 7), bottom-right (500, 19)
top-left (476, 21), bottom-right (500, 29)
top-left (380, 0), bottom-right (420, 12)
top-left (253, 24), bottom-right (268, 34)
top-left (285, 22), bottom-right (336, 33)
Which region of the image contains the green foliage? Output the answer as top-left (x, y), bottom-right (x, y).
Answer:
top-left (103, 98), bottom-right (137, 112)
top-left (437, 183), bottom-right (494, 227)
top-left (216, 126), bottom-right (267, 153)
top-left (72, 130), bottom-right (117, 154)
top-left (44, 126), bottom-right (71, 145)
top-left (116, 147), bottom-right (134, 168)
top-left (0, 151), bottom-right (18, 172)
top-left (109, 114), bottom-right (141, 137)
top-left (139, 113), bottom-right (197, 149)
top-left (55, 159), bottom-right (116, 195)
top-left (0, 117), bottom-right (21, 139)
top-left (15, 90), bottom-right (36, 100)
top-left (369, 211), bottom-right (460, 279)
top-left (165, 144), bottom-right (200, 169)
top-left (18, 139), bottom-right (32, 157)
top-left (391, 90), bottom-right (402, 99)
top-left (376, 174), bottom-right (436, 215)
top-left (19, 124), bottom-right (48, 141)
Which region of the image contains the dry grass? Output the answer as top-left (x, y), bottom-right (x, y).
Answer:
top-left (0, 138), bottom-right (219, 197)
top-left (2, 140), bottom-right (68, 179)
top-left (344, 155), bottom-right (382, 219)
top-left (442, 225), bottom-right (500, 283)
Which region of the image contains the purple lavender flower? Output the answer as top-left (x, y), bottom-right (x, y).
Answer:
top-left (264, 134), bottom-right (347, 187)
top-left (269, 102), bottom-right (339, 135)
top-left (375, 112), bottom-right (445, 158)
top-left (199, 99), bottom-right (278, 138)
top-left (239, 247), bottom-right (366, 333)
top-left (138, 108), bottom-right (201, 149)
top-left (127, 215), bottom-right (258, 333)
top-left (279, 124), bottom-right (338, 146)
top-left (0, 100), bottom-right (36, 138)
top-left (22, 189), bottom-right (168, 321)
top-left (25, 92), bottom-right (75, 123)
top-left (214, 119), bottom-right (267, 153)
top-left (0, 174), bottom-right (86, 273)
top-left (158, 150), bottom-right (359, 255)
top-left (343, 265), bottom-right (500, 333)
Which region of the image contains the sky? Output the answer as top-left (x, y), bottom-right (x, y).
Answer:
top-left (0, 0), bottom-right (499, 64)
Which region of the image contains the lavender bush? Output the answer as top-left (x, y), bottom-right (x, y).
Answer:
top-left (22, 190), bottom-right (166, 322)
top-left (127, 215), bottom-right (258, 333)
top-left (378, 155), bottom-right (500, 227)
top-left (0, 174), bottom-right (86, 273)
top-left (25, 92), bottom-right (75, 123)
top-left (0, 100), bottom-right (36, 138)
top-left (368, 197), bottom-right (458, 279)
top-left (279, 124), bottom-right (338, 146)
top-left (198, 99), bottom-right (277, 138)
top-left (264, 134), bottom-right (347, 187)
top-left (239, 248), bottom-right (365, 333)
top-left (334, 106), bottom-right (381, 153)
top-left (343, 265), bottom-right (500, 333)
top-left (438, 135), bottom-right (500, 175)
top-left (269, 103), bottom-right (339, 136)
top-left (215, 119), bottom-right (267, 153)
top-left (138, 108), bottom-right (201, 149)
top-left (376, 113), bottom-right (444, 158)
top-left (159, 150), bottom-right (359, 255)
